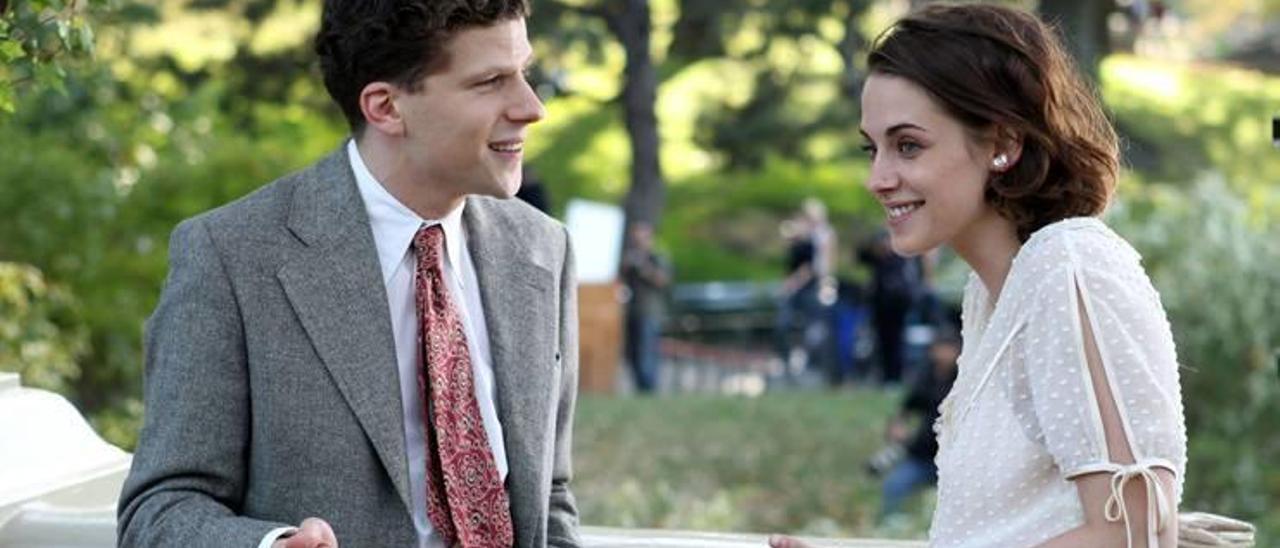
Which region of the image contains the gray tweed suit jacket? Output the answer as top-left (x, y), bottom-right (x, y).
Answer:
top-left (117, 146), bottom-right (581, 547)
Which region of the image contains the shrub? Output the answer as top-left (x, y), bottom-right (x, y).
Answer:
top-left (0, 262), bottom-right (87, 394)
top-left (1108, 177), bottom-right (1280, 540)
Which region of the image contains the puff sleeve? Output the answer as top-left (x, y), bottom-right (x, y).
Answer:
top-left (1018, 230), bottom-right (1187, 547)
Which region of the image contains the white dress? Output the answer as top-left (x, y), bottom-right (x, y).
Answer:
top-left (929, 217), bottom-right (1187, 547)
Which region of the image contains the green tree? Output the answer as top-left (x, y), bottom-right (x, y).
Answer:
top-left (0, 262), bottom-right (87, 394)
top-left (692, 0), bottom-right (873, 170)
top-left (0, 0), bottom-right (342, 430)
top-left (531, 0), bottom-right (875, 227)
top-left (0, 0), bottom-right (111, 112)
top-left (1109, 178), bottom-right (1280, 538)
top-left (535, 0), bottom-right (668, 231)
top-left (1038, 0), bottom-right (1114, 82)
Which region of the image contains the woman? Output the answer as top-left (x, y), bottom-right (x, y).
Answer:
top-left (772, 4), bottom-right (1185, 547)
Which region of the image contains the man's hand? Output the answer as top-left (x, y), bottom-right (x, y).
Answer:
top-left (273, 518), bottom-right (338, 548)
top-left (768, 534), bottom-right (815, 548)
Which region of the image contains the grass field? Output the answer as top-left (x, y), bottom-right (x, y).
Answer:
top-left (571, 389), bottom-right (933, 540)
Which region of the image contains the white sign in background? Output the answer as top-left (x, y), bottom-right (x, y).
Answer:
top-left (565, 199), bottom-right (625, 285)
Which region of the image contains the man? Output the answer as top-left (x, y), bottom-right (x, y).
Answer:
top-left (857, 230), bottom-right (923, 384)
top-left (774, 209), bottom-right (819, 380)
top-left (875, 328), bottom-right (958, 519)
top-left (117, 2), bottom-right (580, 547)
top-left (619, 222), bottom-right (670, 394)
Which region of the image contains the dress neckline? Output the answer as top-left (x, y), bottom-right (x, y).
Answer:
top-left (969, 216), bottom-right (1106, 319)
top-left (952, 216), bottom-right (1109, 426)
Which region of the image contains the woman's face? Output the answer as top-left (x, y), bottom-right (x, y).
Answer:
top-left (859, 73), bottom-right (1005, 256)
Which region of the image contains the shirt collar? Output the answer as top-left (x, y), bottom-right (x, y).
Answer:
top-left (348, 139), bottom-right (467, 285)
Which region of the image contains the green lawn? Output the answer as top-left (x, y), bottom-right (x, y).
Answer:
top-left (571, 389), bottom-right (933, 540)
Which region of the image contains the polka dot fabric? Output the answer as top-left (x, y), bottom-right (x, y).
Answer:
top-left (930, 217), bottom-right (1186, 547)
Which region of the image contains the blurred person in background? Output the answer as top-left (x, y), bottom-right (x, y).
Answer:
top-left (516, 164), bottom-right (551, 214)
top-left (802, 197), bottom-right (838, 307)
top-left (774, 200), bottom-right (836, 382)
top-left (858, 230), bottom-right (924, 385)
top-left (620, 221), bottom-right (671, 394)
top-left (872, 327), bottom-right (959, 521)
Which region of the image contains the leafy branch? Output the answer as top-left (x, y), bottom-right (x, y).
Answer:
top-left (0, 0), bottom-right (108, 113)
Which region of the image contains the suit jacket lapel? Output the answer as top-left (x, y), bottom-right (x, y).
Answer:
top-left (464, 198), bottom-right (557, 547)
top-left (275, 148), bottom-right (412, 515)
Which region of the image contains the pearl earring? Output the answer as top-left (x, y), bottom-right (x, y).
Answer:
top-left (993, 154), bottom-right (1009, 169)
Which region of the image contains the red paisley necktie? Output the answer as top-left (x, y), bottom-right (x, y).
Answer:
top-left (414, 224), bottom-right (514, 548)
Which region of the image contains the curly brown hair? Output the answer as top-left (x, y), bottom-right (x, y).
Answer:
top-left (866, 4), bottom-right (1119, 241)
top-left (315, 0), bottom-right (530, 134)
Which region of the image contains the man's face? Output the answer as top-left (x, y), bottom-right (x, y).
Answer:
top-left (630, 224), bottom-right (653, 250)
top-left (395, 17), bottom-right (545, 201)
top-left (930, 341), bottom-right (960, 373)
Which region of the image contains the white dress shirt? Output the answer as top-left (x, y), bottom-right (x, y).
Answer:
top-left (260, 140), bottom-right (508, 548)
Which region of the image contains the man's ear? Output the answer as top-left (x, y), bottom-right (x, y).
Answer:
top-left (359, 82), bottom-right (404, 137)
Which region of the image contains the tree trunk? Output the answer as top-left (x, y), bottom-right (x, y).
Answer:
top-left (1039, 0), bottom-right (1113, 83)
top-left (603, 0), bottom-right (665, 231)
top-left (837, 0), bottom-right (869, 99)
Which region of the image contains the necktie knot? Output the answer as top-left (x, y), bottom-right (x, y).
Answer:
top-left (414, 224), bottom-right (445, 271)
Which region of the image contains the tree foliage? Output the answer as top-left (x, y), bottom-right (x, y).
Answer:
top-left (0, 0), bottom-right (113, 112)
top-left (1109, 178), bottom-right (1280, 537)
top-left (0, 0), bottom-right (344, 445)
top-left (0, 262), bottom-right (87, 394)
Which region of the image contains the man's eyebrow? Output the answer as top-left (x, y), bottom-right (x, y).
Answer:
top-left (462, 64), bottom-right (516, 81)
top-left (462, 54), bottom-right (535, 81)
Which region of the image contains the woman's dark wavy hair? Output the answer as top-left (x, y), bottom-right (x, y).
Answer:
top-left (867, 4), bottom-right (1119, 241)
top-left (315, 0), bottom-right (529, 134)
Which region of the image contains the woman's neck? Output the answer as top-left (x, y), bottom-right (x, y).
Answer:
top-left (951, 214), bottom-right (1021, 305)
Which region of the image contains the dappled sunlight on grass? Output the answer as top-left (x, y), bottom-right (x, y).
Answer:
top-left (573, 389), bottom-right (933, 539)
top-left (1102, 54), bottom-right (1280, 212)
top-left (1106, 57), bottom-right (1186, 107)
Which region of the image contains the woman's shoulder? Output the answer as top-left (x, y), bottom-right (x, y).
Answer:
top-left (1016, 216), bottom-right (1142, 277)
top-left (1005, 217), bottom-right (1159, 322)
